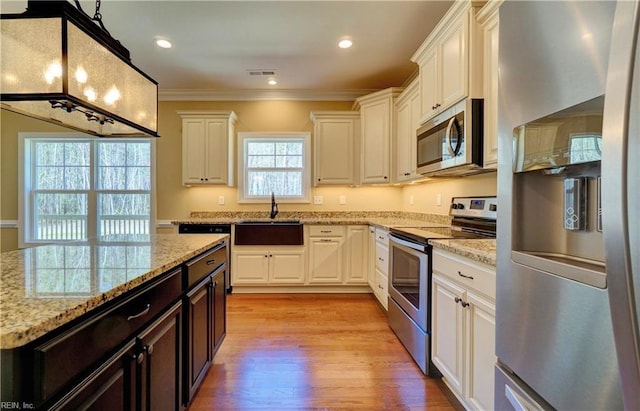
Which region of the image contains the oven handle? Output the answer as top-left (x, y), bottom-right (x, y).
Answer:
top-left (389, 234), bottom-right (427, 252)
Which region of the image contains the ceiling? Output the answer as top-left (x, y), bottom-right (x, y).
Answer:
top-left (1, 1), bottom-right (453, 100)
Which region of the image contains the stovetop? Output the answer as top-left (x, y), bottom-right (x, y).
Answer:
top-left (390, 226), bottom-right (494, 245)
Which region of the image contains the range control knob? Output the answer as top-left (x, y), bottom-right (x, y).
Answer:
top-left (489, 204), bottom-right (497, 212)
top-left (456, 203), bottom-right (465, 210)
top-left (451, 203), bottom-right (458, 209)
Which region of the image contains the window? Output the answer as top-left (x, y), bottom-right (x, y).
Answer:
top-left (237, 132), bottom-right (311, 203)
top-left (20, 134), bottom-right (154, 246)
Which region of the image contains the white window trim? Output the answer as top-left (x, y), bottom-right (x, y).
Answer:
top-left (237, 131), bottom-right (311, 204)
top-left (18, 132), bottom-right (157, 248)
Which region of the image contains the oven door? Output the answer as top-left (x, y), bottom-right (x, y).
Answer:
top-left (388, 234), bottom-right (429, 331)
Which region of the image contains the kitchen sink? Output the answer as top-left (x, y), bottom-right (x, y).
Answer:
top-left (234, 221), bottom-right (304, 245)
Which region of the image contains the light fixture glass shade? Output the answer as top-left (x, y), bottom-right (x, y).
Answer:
top-left (1, 3), bottom-right (158, 137)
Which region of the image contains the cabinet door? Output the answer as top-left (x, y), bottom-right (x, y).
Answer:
top-left (361, 101), bottom-right (391, 183)
top-left (270, 250), bottom-right (306, 283)
top-left (233, 250), bottom-right (270, 284)
top-left (182, 119), bottom-right (206, 184)
top-left (419, 47), bottom-right (439, 121)
top-left (212, 269), bottom-right (227, 352)
top-left (466, 291), bottom-right (496, 411)
top-left (315, 119), bottom-right (355, 185)
top-left (432, 274), bottom-right (465, 395)
top-left (138, 303), bottom-right (182, 411)
top-left (395, 98), bottom-right (412, 182)
top-left (308, 238), bottom-right (344, 283)
top-left (344, 226), bottom-right (368, 284)
top-left (395, 85), bottom-right (421, 182)
top-left (439, 17), bottom-right (467, 109)
top-left (49, 342), bottom-right (137, 411)
top-left (185, 277), bottom-right (212, 401)
top-left (204, 119), bottom-right (228, 184)
top-left (482, 10), bottom-right (500, 168)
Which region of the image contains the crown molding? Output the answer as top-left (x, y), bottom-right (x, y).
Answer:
top-left (158, 88), bottom-right (379, 102)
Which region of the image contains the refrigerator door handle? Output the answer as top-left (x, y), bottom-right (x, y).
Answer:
top-left (505, 385), bottom-right (533, 411)
top-left (602, 0), bottom-right (640, 409)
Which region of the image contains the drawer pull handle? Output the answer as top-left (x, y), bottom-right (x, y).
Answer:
top-left (127, 304), bottom-right (151, 321)
top-left (378, 284), bottom-right (384, 289)
top-left (321, 230), bottom-right (331, 233)
top-left (206, 259), bottom-right (217, 265)
top-left (320, 239), bottom-right (332, 242)
top-left (458, 271), bottom-right (474, 280)
top-left (461, 301), bottom-right (470, 308)
top-left (454, 297), bottom-right (462, 304)
top-left (378, 257), bottom-right (384, 261)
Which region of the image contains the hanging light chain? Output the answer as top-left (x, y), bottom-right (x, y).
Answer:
top-left (92, 0), bottom-right (112, 36)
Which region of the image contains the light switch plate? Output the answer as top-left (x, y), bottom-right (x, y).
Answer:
top-left (313, 196), bottom-right (323, 205)
top-left (436, 193), bottom-right (442, 206)
top-left (218, 196), bottom-right (225, 205)
top-left (339, 195), bottom-right (346, 205)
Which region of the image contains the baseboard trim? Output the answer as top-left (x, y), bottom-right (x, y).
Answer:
top-left (231, 285), bottom-right (372, 294)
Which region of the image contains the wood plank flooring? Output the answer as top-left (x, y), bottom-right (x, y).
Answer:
top-left (188, 293), bottom-right (460, 411)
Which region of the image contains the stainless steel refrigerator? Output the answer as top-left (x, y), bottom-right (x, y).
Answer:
top-left (496, 0), bottom-right (639, 409)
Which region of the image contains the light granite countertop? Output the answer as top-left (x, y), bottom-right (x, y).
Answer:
top-left (0, 234), bottom-right (228, 349)
top-left (173, 211), bottom-right (452, 230)
top-left (429, 239), bottom-right (497, 267)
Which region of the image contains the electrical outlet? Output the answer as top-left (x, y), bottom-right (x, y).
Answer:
top-left (409, 195), bottom-right (414, 206)
top-left (218, 196), bottom-right (225, 205)
top-left (436, 193), bottom-right (442, 206)
top-left (313, 195), bottom-right (323, 205)
top-left (339, 195), bottom-right (346, 205)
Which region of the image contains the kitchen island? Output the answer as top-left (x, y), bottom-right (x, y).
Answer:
top-left (0, 233), bottom-right (228, 410)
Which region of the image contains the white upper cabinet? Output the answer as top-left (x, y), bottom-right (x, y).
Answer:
top-left (394, 79), bottom-right (421, 183)
top-left (310, 111), bottom-right (360, 186)
top-left (179, 111), bottom-right (237, 186)
top-left (355, 88), bottom-right (403, 184)
top-left (411, 1), bottom-right (484, 124)
top-left (478, 0), bottom-right (503, 169)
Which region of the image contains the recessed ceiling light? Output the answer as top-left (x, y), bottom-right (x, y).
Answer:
top-left (338, 39), bottom-right (353, 49)
top-left (268, 79), bottom-right (277, 86)
top-left (155, 38), bottom-right (172, 49)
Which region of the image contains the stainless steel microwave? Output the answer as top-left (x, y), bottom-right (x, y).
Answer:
top-left (416, 98), bottom-right (484, 176)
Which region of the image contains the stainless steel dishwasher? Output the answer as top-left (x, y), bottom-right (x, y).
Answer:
top-left (178, 223), bottom-right (232, 293)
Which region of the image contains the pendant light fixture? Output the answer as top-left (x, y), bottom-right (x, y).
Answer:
top-left (1, 1), bottom-right (159, 137)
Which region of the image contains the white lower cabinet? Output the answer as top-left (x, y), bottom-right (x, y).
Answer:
top-left (431, 249), bottom-right (496, 410)
top-left (233, 247), bottom-right (306, 285)
top-left (308, 225), bottom-right (368, 285)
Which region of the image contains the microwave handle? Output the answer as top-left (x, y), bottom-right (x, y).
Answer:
top-left (445, 117), bottom-right (463, 156)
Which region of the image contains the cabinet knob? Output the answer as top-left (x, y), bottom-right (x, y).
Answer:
top-left (145, 344), bottom-right (154, 355)
top-left (378, 284), bottom-right (384, 289)
top-left (461, 301), bottom-right (470, 308)
top-left (384, 176), bottom-right (388, 180)
top-left (133, 352), bottom-right (145, 364)
top-left (318, 178), bottom-right (321, 182)
top-left (454, 296), bottom-right (462, 304)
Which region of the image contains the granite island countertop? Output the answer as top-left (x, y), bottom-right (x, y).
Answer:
top-left (428, 239), bottom-right (497, 267)
top-left (0, 233), bottom-right (228, 349)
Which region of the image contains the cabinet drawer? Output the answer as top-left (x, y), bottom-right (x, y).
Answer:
top-left (308, 225), bottom-right (345, 237)
top-left (34, 268), bottom-right (182, 404)
top-left (375, 243), bottom-right (389, 275)
top-left (186, 242), bottom-right (227, 288)
top-left (375, 228), bottom-right (389, 246)
top-left (433, 250), bottom-right (495, 299)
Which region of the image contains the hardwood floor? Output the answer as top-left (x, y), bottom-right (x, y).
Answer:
top-left (188, 293), bottom-right (460, 410)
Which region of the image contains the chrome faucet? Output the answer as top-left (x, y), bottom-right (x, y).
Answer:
top-left (270, 192), bottom-right (279, 219)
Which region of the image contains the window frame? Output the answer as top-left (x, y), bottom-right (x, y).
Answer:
top-left (19, 132), bottom-right (156, 248)
top-left (237, 132), bottom-right (311, 204)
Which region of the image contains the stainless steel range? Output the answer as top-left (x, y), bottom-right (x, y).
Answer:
top-left (387, 196), bottom-right (497, 375)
